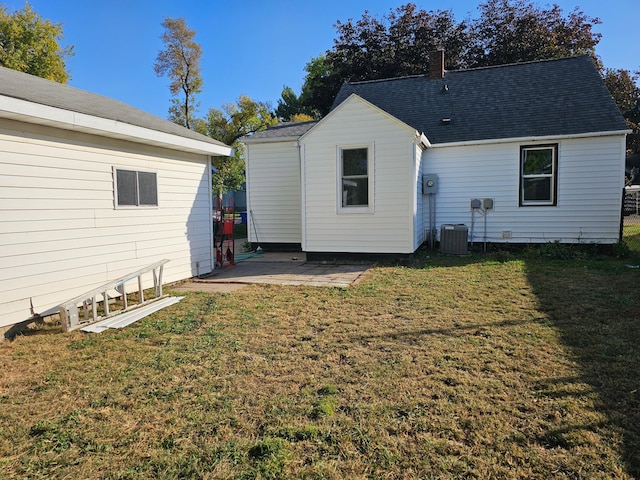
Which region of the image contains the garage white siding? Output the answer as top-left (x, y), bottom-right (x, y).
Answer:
top-left (0, 119), bottom-right (214, 329)
top-left (414, 141), bottom-right (428, 251)
top-left (300, 96), bottom-right (418, 254)
top-left (245, 141), bottom-right (302, 245)
top-left (424, 134), bottom-right (626, 244)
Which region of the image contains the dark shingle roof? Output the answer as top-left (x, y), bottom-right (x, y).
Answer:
top-left (332, 55), bottom-right (628, 144)
top-left (0, 65), bottom-right (229, 149)
top-left (242, 121), bottom-right (317, 142)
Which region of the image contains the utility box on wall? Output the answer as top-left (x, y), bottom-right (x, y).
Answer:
top-left (440, 224), bottom-right (468, 254)
top-left (422, 174), bottom-right (438, 194)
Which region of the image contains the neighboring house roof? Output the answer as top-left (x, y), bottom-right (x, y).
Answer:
top-left (0, 65), bottom-right (231, 156)
top-left (332, 55), bottom-right (628, 145)
top-left (242, 121), bottom-right (317, 143)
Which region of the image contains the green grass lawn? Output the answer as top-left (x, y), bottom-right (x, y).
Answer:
top-left (624, 223), bottom-right (640, 252)
top-left (1, 249), bottom-right (639, 479)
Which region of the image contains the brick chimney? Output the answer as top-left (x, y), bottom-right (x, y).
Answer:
top-left (429, 50), bottom-right (445, 80)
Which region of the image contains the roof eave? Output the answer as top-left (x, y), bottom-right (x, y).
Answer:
top-left (241, 135), bottom-right (303, 145)
top-left (417, 132), bottom-right (432, 149)
top-left (430, 129), bottom-right (631, 148)
top-left (0, 96), bottom-right (232, 157)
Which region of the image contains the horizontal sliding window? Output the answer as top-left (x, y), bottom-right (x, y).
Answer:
top-left (115, 168), bottom-right (158, 207)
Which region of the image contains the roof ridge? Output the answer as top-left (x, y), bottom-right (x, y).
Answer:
top-left (347, 73), bottom-right (429, 86)
top-left (447, 54), bottom-right (591, 74)
top-left (269, 120), bottom-right (317, 128)
top-left (344, 54), bottom-right (591, 86)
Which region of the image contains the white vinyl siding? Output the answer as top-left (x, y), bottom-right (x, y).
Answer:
top-left (424, 135), bottom-right (625, 244)
top-left (0, 118), bottom-right (214, 329)
top-left (301, 96), bottom-right (417, 254)
top-left (414, 141), bottom-right (427, 251)
top-left (244, 141), bottom-right (302, 244)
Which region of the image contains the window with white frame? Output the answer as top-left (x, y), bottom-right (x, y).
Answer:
top-left (114, 168), bottom-right (158, 207)
top-left (520, 144), bottom-right (557, 206)
top-left (340, 147), bottom-right (369, 208)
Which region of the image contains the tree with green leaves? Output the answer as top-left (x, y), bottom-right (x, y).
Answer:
top-left (0, 3), bottom-right (73, 83)
top-left (202, 95), bottom-right (277, 195)
top-left (468, 0), bottom-right (601, 68)
top-left (295, 55), bottom-right (335, 119)
top-left (275, 86), bottom-right (304, 122)
top-left (303, 5), bottom-right (469, 115)
top-left (604, 68), bottom-right (640, 155)
top-left (154, 17), bottom-right (202, 129)
top-left (275, 85), bottom-right (321, 122)
top-left (297, 1), bottom-right (603, 116)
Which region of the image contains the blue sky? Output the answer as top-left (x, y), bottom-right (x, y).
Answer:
top-left (4, 0), bottom-right (637, 119)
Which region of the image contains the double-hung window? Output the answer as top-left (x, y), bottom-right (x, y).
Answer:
top-left (520, 144), bottom-right (557, 206)
top-left (340, 147), bottom-right (370, 210)
top-left (114, 168), bottom-right (158, 207)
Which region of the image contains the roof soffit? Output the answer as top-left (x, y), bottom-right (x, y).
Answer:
top-left (0, 96), bottom-right (232, 156)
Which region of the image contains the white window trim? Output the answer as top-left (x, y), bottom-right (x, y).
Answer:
top-left (336, 143), bottom-right (375, 214)
top-left (520, 144), bottom-right (558, 207)
top-left (113, 166), bottom-right (159, 209)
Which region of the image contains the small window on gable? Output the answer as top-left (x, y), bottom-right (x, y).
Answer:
top-left (115, 168), bottom-right (158, 207)
top-left (520, 144), bottom-right (557, 206)
top-left (341, 147), bottom-right (369, 208)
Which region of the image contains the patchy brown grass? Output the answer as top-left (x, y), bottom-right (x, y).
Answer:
top-left (1, 251), bottom-right (639, 479)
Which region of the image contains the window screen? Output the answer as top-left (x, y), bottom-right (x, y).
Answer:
top-left (138, 171), bottom-right (158, 206)
top-left (115, 168), bottom-right (158, 207)
top-left (116, 169), bottom-right (138, 206)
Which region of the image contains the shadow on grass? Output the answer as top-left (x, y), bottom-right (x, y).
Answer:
top-left (3, 316), bottom-right (62, 340)
top-left (525, 259), bottom-right (640, 477)
top-left (353, 316), bottom-right (547, 343)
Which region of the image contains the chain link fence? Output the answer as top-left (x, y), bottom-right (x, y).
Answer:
top-left (623, 186), bottom-right (640, 253)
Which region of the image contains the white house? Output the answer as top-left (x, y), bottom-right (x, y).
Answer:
top-left (242, 54), bottom-right (629, 258)
top-left (0, 66), bottom-right (231, 335)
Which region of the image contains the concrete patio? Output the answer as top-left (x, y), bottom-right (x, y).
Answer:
top-left (171, 249), bottom-right (373, 293)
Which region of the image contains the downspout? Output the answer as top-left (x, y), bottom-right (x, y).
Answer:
top-left (206, 156), bottom-right (214, 271)
top-left (298, 140), bottom-right (306, 251)
top-left (244, 145), bottom-right (252, 245)
top-left (415, 132), bottom-right (431, 249)
top-left (413, 137), bottom-right (418, 252)
top-left (619, 135), bottom-right (628, 242)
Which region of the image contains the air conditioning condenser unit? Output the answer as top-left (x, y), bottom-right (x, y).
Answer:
top-left (440, 224), bottom-right (468, 254)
